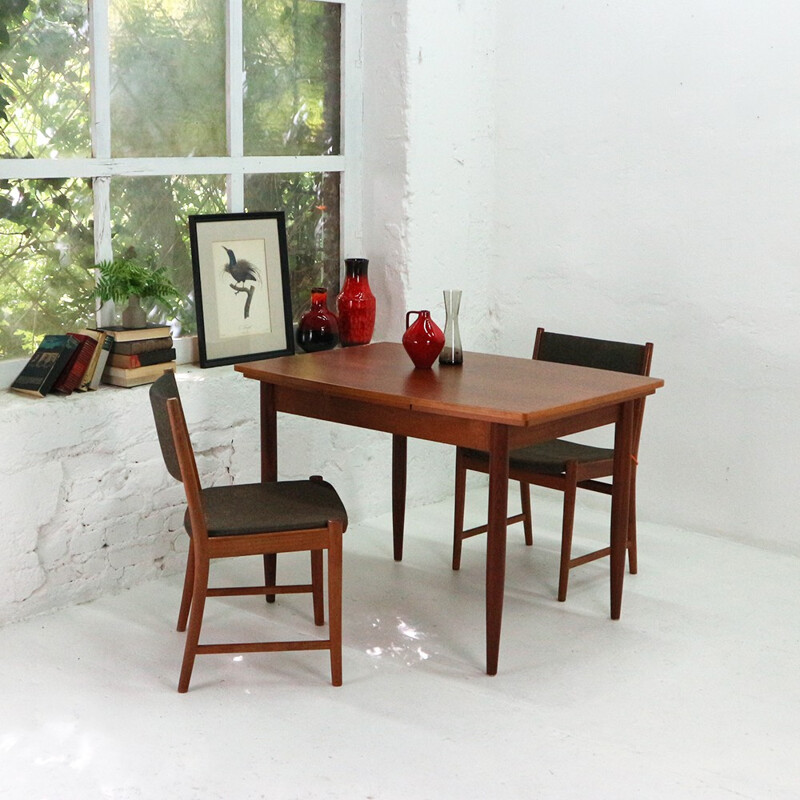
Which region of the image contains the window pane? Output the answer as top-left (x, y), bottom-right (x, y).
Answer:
top-left (0, 178), bottom-right (95, 358)
top-left (243, 1), bottom-right (341, 157)
top-left (244, 172), bottom-right (340, 320)
top-left (109, 174), bottom-right (228, 334)
top-left (109, 0), bottom-right (226, 157)
top-left (0, 0), bottom-right (91, 159)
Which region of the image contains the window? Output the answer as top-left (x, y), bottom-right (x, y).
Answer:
top-left (0, 0), bottom-right (358, 366)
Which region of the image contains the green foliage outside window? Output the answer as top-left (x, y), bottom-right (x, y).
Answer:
top-left (0, 178), bottom-right (96, 358)
top-left (109, 0), bottom-right (227, 158)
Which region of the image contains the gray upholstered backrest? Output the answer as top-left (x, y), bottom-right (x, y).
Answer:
top-left (535, 331), bottom-right (650, 376)
top-left (149, 370), bottom-right (184, 482)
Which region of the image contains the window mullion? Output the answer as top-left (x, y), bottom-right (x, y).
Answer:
top-left (341, 0), bottom-right (363, 257)
top-left (90, 0), bottom-right (113, 326)
top-left (90, 0), bottom-right (111, 161)
top-left (226, 0), bottom-right (245, 212)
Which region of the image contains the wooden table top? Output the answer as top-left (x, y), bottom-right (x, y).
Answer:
top-left (235, 341), bottom-right (663, 428)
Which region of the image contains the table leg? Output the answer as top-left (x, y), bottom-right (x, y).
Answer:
top-left (392, 434), bottom-right (407, 561)
top-left (610, 400), bottom-right (635, 619)
top-left (260, 383), bottom-right (277, 482)
top-left (486, 424), bottom-right (509, 675)
top-left (261, 383), bottom-right (278, 602)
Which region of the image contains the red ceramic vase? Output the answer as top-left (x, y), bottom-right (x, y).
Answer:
top-left (402, 310), bottom-right (445, 369)
top-left (296, 287), bottom-right (339, 352)
top-left (337, 258), bottom-right (376, 346)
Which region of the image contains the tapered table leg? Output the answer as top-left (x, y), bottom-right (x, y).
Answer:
top-left (485, 424), bottom-right (509, 675)
top-left (392, 434), bottom-right (407, 561)
top-left (261, 383), bottom-right (278, 602)
top-left (260, 383), bottom-right (277, 483)
top-left (610, 400), bottom-right (635, 620)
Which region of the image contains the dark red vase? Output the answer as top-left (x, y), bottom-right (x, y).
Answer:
top-left (337, 258), bottom-right (376, 346)
top-left (402, 310), bottom-right (445, 369)
top-left (296, 287), bottom-right (339, 352)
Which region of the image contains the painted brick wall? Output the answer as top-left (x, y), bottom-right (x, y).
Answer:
top-left (0, 367), bottom-right (455, 626)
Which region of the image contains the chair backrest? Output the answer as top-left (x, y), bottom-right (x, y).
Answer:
top-left (150, 371), bottom-right (209, 542)
top-left (533, 327), bottom-right (654, 453)
top-left (533, 328), bottom-right (652, 377)
top-left (149, 370), bottom-right (185, 482)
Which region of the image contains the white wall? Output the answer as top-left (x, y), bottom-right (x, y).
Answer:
top-left (363, 0), bottom-right (498, 347)
top-left (492, 1), bottom-right (800, 555)
top-left (403, 0), bottom-right (498, 345)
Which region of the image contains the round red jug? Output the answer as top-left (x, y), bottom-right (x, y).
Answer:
top-left (296, 287), bottom-right (339, 352)
top-left (402, 310), bottom-right (445, 369)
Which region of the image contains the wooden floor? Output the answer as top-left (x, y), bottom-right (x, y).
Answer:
top-left (1, 490), bottom-right (796, 799)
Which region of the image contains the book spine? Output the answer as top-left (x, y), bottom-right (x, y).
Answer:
top-left (51, 335), bottom-right (89, 394)
top-left (78, 332), bottom-right (107, 391)
top-left (10, 335), bottom-right (76, 397)
top-left (57, 339), bottom-right (97, 394)
top-left (89, 338), bottom-right (114, 390)
top-left (112, 337), bottom-right (174, 355)
top-left (103, 362), bottom-right (176, 388)
top-left (110, 348), bottom-right (176, 368)
top-left (40, 339), bottom-right (81, 395)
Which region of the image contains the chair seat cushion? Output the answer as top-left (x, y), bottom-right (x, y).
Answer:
top-left (185, 479), bottom-right (348, 537)
top-left (464, 438), bottom-right (614, 476)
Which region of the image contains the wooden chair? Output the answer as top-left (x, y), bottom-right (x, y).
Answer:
top-left (452, 328), bottom-right (653, 601)
top-left (149, 371), bottom-right (348, 693)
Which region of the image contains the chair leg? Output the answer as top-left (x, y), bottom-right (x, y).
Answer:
top-left (627, 471), bottom-right (638, 575)
top-left (177, 540), bottom-right (194, 632)
top-left (310, 549), bottom-right (325, 626)
top-left (557, 468), bottom-right (579, 603)
top-left (178, 556), bottom-right (209, 693)
top-left (327, 526), bottom-right (344, 687)
top-left (263, 553), bottom-right (277, 603)
top-left (452, 450), bottom-right (467, 571)
top-left (519, 482), bottom-right (533, 546)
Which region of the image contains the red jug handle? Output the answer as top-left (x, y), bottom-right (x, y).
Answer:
top-left (405, 310), bottom-right (421, 330)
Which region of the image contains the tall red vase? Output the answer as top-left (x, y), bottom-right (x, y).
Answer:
top-left (402, 310), bottom-right (445, 369)
top-left (337, 258), bottom-right (376, 346)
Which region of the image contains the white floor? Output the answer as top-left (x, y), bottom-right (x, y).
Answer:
top-left (2, 490), bottom-right (799, 800)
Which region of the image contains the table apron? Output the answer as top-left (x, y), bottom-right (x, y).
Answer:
top-left (272, 385), bottom-right (624, 451)
top-left (507, 405), bottom-right (621, 449)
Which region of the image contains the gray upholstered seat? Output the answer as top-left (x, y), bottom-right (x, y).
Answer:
top-left (461, 440), bottom-right (614, 478)
top-left (187, 481), bottom-right (347, 537)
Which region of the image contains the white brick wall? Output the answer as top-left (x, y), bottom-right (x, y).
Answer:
top-left (0, 365), bottom-right (455, 626)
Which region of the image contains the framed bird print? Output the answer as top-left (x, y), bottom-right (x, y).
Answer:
top-left (189, 211), bottom-right (295, 367)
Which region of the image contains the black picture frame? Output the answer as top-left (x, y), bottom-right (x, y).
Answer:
top-left (189, 211), bottom-right (295, 368)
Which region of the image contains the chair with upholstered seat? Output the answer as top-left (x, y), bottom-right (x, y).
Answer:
top-left (149, 371), bottom-right (348, 692)
top-left (452, 328), bottom-right (653, 601)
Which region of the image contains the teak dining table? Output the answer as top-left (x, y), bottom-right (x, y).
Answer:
top-left (236, 341), bottom-right (663, 675)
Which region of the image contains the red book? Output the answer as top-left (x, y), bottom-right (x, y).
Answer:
top-left (51, 333), bottom-right (98, 395)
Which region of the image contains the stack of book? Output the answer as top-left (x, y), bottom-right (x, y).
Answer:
top-left (10, 330), bottom-right (113, 398)
top-left (100, 324), bottom-right (176, 388)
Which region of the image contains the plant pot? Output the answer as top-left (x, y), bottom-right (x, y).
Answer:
top-left (122, 295), bottom-right (147, 328)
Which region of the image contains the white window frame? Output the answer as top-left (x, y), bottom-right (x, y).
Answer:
top-left (0, 0), bottom-right (362, 386)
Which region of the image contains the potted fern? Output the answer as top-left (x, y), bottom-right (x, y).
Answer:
top-left (93, 255), bottom-right (181, 328)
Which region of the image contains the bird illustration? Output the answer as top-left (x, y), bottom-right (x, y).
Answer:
top-left (222, 246), bottom-right (260, 287)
